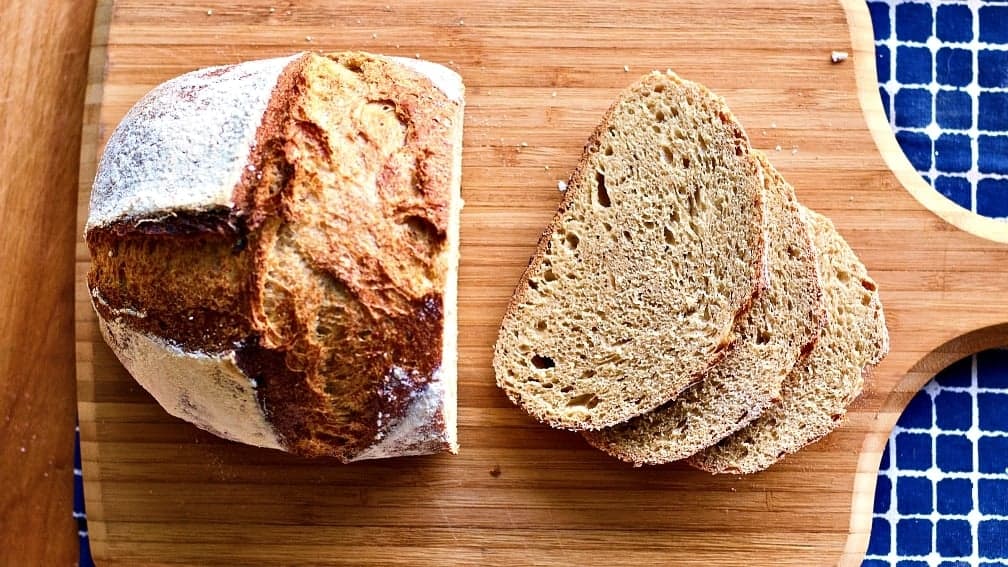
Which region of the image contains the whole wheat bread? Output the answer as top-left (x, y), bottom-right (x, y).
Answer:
top-left (582, 152), bottom-right (825, 464)
top-left (689, 208), bottom-right (889, 474)
top-left (493, 71), bottom-right (768, 430)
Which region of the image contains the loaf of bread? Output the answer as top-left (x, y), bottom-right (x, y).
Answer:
top-left (581, 152), bottom-right (825, 465)
top-left (689, 209), bottom-right (889, 474)
top-left (493, 71), bottom-right (768, 430)
top-left (85, 52), bottom-right (464, 462)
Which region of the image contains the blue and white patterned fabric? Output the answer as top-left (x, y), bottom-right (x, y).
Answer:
top-left (869, 0), bottom-right (1008, 218)
top-left (74, 425), bottom-right (92, 567)
top-left (863, 2), bottom-right (1008, 565)
top-left (864, 352), bottom-right (1008, 566)
top-left (73, 3), bottom-right (1008, 565)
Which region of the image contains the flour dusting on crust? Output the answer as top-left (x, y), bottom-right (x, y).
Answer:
top-left (98, 316), bottom-right (283, 450)
top-left (87, 54), bottom-right (301, 231)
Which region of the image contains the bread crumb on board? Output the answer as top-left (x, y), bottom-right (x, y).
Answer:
top-left (489, 465), bottom-right (502, 477)
top-left (206, 9), bottom-right (213, 16)
top-left (557, 180), bottom-right (568, 192)
top-left (831, 51), bottom-right (849, 63)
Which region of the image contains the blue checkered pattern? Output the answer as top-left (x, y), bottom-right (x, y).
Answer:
top-left (864, 353), bottom-right (1008, 566)
top-left (869, 0), bottom-right (1008, 218)
top-left (864, 2), bottom-right (1008, 565)
top-left (73, 425), bottom-right (92, 567)
top-left (73, 3), bottom-right (1008, 565)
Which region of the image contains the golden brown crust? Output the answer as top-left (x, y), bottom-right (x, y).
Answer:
top-left (87, 52), bottom-right (461, 460)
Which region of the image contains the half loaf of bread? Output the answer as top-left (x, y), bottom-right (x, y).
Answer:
top-left (582, 152), bottom-right (825, 464)
top-left (493, 71), bottom-right (768, 430)
top-left (85, 51), bottom-right (464, 462)
top-left (689, 208), bottom-right (889, 474)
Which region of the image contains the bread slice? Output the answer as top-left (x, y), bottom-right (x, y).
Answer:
top-left (689, 208), bottom-right (889, 474)
top-left (493, 71), bottom-right (769, 430)
top-left (86, 52), bottom-right (464, 461)
top-left (582, 153), bottom-right (825, 464)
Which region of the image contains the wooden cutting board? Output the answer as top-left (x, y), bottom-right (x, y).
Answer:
top-left (74, 0), bottom-right (1008, 564)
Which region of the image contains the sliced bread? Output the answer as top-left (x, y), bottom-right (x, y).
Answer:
top-left (689, 208), bottom-right (889, 474)
top-left (582, 153), bottom-right (825, 464)
top-left (493, 71), bottom-right (768, 430)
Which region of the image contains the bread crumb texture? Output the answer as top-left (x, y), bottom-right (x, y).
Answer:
top-left (494, 71), bottom-right (767, 430)
top-left (583, 153), bottom-right (826, 465)
top-left (495, 70), bottom-right (887, 473)
top-left (689, 209), bottom-right (888, 474)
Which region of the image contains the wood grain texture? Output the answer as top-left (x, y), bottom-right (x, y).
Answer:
top-left (0, 1), bottom-right (95, 564)
top-left (75, 1), bottom-right (1008, 565)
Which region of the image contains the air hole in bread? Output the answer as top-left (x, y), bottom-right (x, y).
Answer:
top-left (560, 385), bottom-right (573, 393)
top-left (566, 393), bottom-right (599, 409)
top-left (861, 279), bottom-right (877, 292)
top-left (622, 230), bottom-right (632, 242)
top-left (604, 145), bottom-right (614, 156)
top-left (564, 233), bottom-right (580, 250)
top-left (836, 270), bottom-right (850, 283)
top-left (342, 60), bottom-right (364, 73)
top-left (787, 245), bottom-right (799, 259)
top-left (643, 220), bottom-right (656, 230)
top-left (543, 269), bottom-right (558, 282)
top-left (535, 320), bottom-right (547, 331)
top-left (661, 145), bottom-right (675, 164)
top-left (861, 293), bottom-right (872, 307)
top-left (404, 215), bottom-right (442, 248)
top-left (682, 156), bottom-right (691, 169)
top-left (755, 330), bottom-right (772, 345)
top-left (655, 110), bottom-right (666, 122)
top-left (595, 172), bottom-right (611, 207)
top-left (663, 226), bottom-right (676, 245)
top-left (531, 354), bottom-right (556, 370)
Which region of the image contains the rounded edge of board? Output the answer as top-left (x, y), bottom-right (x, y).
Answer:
top-left (839, 0), bottom-right (1008, 245)
top-left (842, 322), bottom-right (1008, 564)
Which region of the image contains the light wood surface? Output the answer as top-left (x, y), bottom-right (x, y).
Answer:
top-left (0, 1), bottom-right (95, 564)
top-left (76, 1), bottom-right (1008, 565)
